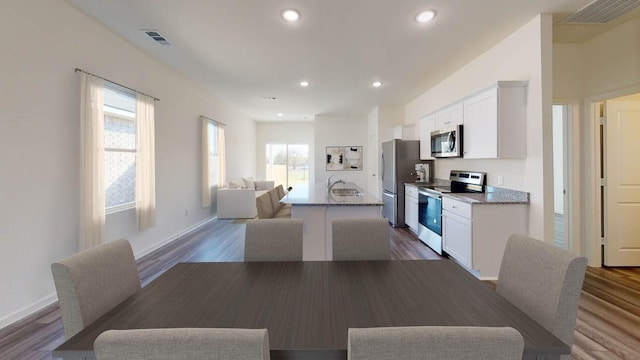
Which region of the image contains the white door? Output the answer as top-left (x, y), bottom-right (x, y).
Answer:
top-left (604, 98), bottom-right (640, 266)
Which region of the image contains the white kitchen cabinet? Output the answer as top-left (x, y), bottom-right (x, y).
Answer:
top-left (418, 114), bottom-right (436, 160)
top-left (435, 101), bottom-right (463, 129)
top-left (463, 81), bottom-right (527, 159)
top-left (404, 185), bottom-right (419, 234)
top-left (442, 196), bottom-right (528, 279)
top-left (393, 124), bottom-right (416, 140)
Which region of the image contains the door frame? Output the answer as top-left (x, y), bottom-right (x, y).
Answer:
top-left (583, 84), bottom-right (640, 267)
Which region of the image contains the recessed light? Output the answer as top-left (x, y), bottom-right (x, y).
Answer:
top-left (372, 81), bottom-right (383, 88)
top-left (282, 9), bottom-right (300, 22)
top-left (415, 10), bottom-right (436, 24)
top-left (300, 80), bottom-right (310, 87)
top-left (278, 113), bottom-right (284, 117)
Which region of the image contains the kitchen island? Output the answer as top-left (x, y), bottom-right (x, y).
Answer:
top-left (282, 184), bottom-right (383, 260)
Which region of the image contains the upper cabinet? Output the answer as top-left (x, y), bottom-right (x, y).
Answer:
top-left (435, 101), bottom-right (463, 129)
top-left (419, 114), bottom-right (436, 160)
top-left (463, 81), bottom-right (527, 159)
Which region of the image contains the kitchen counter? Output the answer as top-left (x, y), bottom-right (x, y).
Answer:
top-left (283, 184), bottom-right (383, 206)
top-left (405, 182), bottom-right (529, 205)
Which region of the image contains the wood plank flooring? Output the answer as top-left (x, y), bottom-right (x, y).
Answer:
top-left (0, 219), bottom-right (638, 359)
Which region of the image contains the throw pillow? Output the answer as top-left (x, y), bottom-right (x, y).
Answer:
top-left (243, 177), bottom-right (255, 190)
top-left (228, 180), bottom-right (243, 189)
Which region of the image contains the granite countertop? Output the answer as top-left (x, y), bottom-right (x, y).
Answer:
top-left (283, 183), bottom-right (383, 206)
top-left (406, 181), bottom-right (529, 205)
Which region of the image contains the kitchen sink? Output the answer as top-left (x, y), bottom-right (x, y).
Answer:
top-left (331, 188), bottom-right (363, 196)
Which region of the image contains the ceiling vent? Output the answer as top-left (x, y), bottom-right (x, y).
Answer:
top-left (142, 30), bottom-right (172, 46)
top-left (560, 0), bottom-right (640, 24)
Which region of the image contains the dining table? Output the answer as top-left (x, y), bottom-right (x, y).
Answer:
top-left (53, 260), bottom-right (569, 360)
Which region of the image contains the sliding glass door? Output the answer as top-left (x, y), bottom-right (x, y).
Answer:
top-left (266, 144), bottom-right (309, 191)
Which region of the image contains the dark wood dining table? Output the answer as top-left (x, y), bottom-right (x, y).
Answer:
top-left (53, 260), bottom-right (569, 360)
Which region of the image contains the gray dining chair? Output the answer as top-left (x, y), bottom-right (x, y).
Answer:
top-left (496, 234), bottom-right (588, 359)
top-left (256, 192), bottom-right (274, 219)
top-left (348, 326), bottom-right (524, 360)
top-left (332, 218), bottom-right (390, 260)
top-left (51, 239), bottom-right (141, 339)
top-left (244, 219), bottom-right (303, 261)
top-left (94, 328), bottom-right (270, 360)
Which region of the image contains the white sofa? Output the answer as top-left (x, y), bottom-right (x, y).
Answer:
top-left (217, 180), bottom-right (274, 219)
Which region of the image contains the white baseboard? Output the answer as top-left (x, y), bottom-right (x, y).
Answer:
top-left (0, 215), bottom-right (218, 331)
top-left (135, 215), bottom-right (217, 259)
top-left (0, 293), bottom-right (57, 330)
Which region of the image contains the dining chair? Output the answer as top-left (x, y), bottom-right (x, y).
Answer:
top-left (348, 326), bottom-right (524, 360)
top-left (275, 184), bottom-right (286, 199)
top-left (496, 234), bottom-right (588, 359)
top-left (256, 192), bottom-right (274, 219)
top-left (332, 218), bottom-right (390, 260)
top-left (51, 239), bottom-right (140, 339)
top-left (94, 328), bottom-right (270, 360)
top-left (245, 219), bottom-right (303, 261)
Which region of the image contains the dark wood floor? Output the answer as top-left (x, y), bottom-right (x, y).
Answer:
top-left (0, 219), bottom-right (638, 359)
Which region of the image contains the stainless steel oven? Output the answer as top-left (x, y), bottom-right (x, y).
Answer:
top-left (431, 125), bottom-right (462, 158)
top-left (418, 188), bottom-right (443, 255)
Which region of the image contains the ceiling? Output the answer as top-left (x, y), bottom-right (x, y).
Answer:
top-left (65, 0), bottom-right (633, 122)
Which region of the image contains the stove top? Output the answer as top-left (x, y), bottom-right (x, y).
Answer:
top-left (419, 171), bottom-right (486, 195)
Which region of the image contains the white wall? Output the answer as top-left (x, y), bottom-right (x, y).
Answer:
top-left (314, 114), bottom-right (369, 190)
top-left (405, 15), bottom-right (553, 241)
top-left (0, 0), bottom-right (255, 327)
top-left (255, 122), bottom-right (315, 183)
top-left (553, 16), bottom-right (640, 264)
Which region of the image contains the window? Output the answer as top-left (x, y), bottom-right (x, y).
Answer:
top-left (208, 121), bottom-right (220, 186)
top-left (265, 144), bottom-right (309, 190)
top-left (103, 84), bottom-right (136, 212)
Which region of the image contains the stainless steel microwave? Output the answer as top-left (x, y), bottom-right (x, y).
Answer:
top-left (431, 125), bottom-right (463, 158)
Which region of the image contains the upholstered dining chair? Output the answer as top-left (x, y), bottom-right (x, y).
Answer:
top-left (51, 239), bottom-right (140, 339)
top-left (275, 184), bottom-right (286, 199)
top-left (244, 219), bottom-right (303, 261)
top-left (332, 218), bottom-right (390, 260)
top-left (496, 234), bottom-right (588, 360)
top-left (256, 192), bottom-right (274, 219)
top-left (348, 326), bottom-right (524, 360)
top-left (94, 328), bottom-right (270, 360)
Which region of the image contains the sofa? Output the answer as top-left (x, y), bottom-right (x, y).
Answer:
top-left (216, 178), bottom-right (274, 219)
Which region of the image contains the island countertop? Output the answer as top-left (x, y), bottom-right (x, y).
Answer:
top-left (283, 183), bottom-right (383, 206)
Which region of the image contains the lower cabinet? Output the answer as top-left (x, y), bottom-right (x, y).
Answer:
top-left (442, 197), bottom-right (528, 279)
top-left (404, 185), bottom-right (419, 234)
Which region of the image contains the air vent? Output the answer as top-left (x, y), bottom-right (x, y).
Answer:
top-left (261, 96), bottom-right (279, 101)
top-left (142, 30), bottom-right (172, 46)
top-left (560, 0), bottom-right (640, 24)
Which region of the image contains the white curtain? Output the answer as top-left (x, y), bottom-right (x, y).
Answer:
top-left (201, 118), bottom-right (226, 207)
top-left (201, 118), bottom-right (211, 207)
top-left (79, 73), bottom-right (105, 250)
top-left (135, 93), bottom-right (156, 231)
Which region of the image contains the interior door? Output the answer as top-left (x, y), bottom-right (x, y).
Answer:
top-left (604, 98), bottom-right (640, 266)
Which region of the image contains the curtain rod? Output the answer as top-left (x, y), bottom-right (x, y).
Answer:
top-left (201, 115), bottom-right (226, 127)
top-left (74, 68), bottom-right (160, 101)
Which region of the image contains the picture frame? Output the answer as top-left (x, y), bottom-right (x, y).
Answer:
top-left (344, 146), bottom-right (363, 171)
top-left (326, 146), bottom-right (344, 171)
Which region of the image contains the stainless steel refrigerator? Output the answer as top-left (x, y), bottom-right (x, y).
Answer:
top-left (381, 140), bottom-right (428, 227)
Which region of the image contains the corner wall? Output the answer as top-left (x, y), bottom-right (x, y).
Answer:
top-left (0, 1), bottom-right (255, 327)
top-left (405, 15), bottom-right (553, 242)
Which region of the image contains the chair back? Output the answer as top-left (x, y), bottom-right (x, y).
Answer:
top-left (348, 326), bottom-right (524, 360)
top-left (51, 239), bottom-right (140, 339)
top-left (497, 234), bottom-right (587, 349)
top-left (256, 192), bottom-right (274, 219)
top-left (275, 184), bottom-right (285, 199)
top-left (245, 219), bottom-right (303, 261)
top-left (268, 188), bottom-right (284, 213)
top-left (332, 218), bottom-right (390, 260)
top-left (94, 328), bottom-right (270, 360)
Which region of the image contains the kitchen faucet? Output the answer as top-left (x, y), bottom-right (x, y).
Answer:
top-left (327, 175), bottom-right (346, 193)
